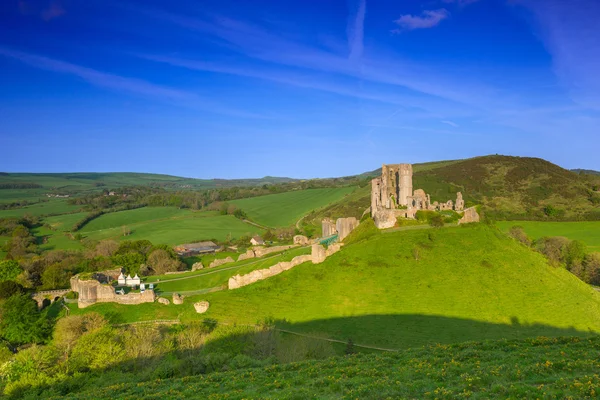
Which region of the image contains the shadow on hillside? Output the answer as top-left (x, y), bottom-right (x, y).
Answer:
top-left (275, 314), bottom-right (596, 350)
top-left (13, 314), bottom-right (598, 399)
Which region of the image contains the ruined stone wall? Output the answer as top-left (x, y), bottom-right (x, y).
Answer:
top-left (336, 217), bottom-right (359, 241)
top-left (70, 276), bottom-right (155, 308)
top-left (293, 235), bottom-right (309, 245)
top-left (322, 218), bottom-right (337, 237)
top-left (228, 243), bottom-right (342, 290)
top-left (208, 256), bottom-right (235, 269)
top-left (459, 207), bottom-right (480, 224)
top-left (254, 245), bottom-right (297, 257)
top-left (455, 192), bottom-right (465, 211)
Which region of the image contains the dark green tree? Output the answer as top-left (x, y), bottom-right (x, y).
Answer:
top-left (0, 294), bottom-right (50, 345)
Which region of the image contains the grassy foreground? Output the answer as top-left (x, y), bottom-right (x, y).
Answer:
top-left (55, 336), bottom-right (600, 399)
top-left (496, 220), bottom-right (600, 251)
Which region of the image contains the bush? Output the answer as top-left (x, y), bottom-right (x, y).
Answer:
top-left (508, 226), bottom-right (531, 247)
top-left (429, 215), bottom-right (444, 228)
top-left (416, 210), bottom-right (437, 222)
top-left (0, 280), bottom-right (25, 299)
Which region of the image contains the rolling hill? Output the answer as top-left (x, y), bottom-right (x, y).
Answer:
top-left (302, 155), bottom-right (600, 231)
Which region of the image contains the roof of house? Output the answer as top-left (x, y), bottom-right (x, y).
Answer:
top-left (251, 236), bottom-right (265, 243)
top-left (178, 241), bottom-right (219, 250)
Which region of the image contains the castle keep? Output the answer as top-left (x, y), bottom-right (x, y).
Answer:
top-left (371, 163), bottom-right (467, 228)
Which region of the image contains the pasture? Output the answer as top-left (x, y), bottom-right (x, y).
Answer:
top-left (496, 221), bottom-right (600, 251)
top-left (0, 199), bottom-right (81, 218)
top-left (230, 187), bottom-right (356, 227)
top-left (81, 212), bottom-right (262, 244)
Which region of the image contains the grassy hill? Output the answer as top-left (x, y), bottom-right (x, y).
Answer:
top-left (303, 155), bottom-right (600, 230)
top-left (52, 335), bottom-right (600, 399)
top-left (71, 224), bottom-right (600, 349)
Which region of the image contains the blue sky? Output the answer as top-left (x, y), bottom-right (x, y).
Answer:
top-left (0, 0), bottom-right (599, 178)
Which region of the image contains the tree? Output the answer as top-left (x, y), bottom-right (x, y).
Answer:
top-left (94, 240), bottom-right (119, 257)
top-left (41, 263), bottom-right (71, 289)
top-left (565, 240), bottom-right (587, 269)
top-left (147, 249), bottom-right (182, 275)
top-left (0, 280), bottom-right (24, 299)
top-left (0, 260), bottom-right (22, 282)
top-left (584, 253), bottom-right (600, 285)
top-left (429, 215), bottom-right (445, 228)
top-left (0, 294), bottom-right (50, 345)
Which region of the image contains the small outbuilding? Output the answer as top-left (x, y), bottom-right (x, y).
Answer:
top-left (174, 241), bottom-right (220, 257)
top-left (250, 236), bottom-right (265, 246)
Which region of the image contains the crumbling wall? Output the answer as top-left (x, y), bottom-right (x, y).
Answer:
top-left (70, 276), bottom-right (155, 309)
top-left (228, 243), bottom-right (343, 290)
top-left (336, 217), bottom-right (359, 241)
top-left (254, 245), bottom-right (297, 257)
top-left (459, 207), bottom-right (480, 224)
top-left (455, 192), bottom-right (465, 211)
top-left (322, 218), bottom-right (337, 237)
top-left (373, 209), bottom-right (397, 229)
top-left (293, 235), bottom-right (309, 245)
top-left (209, 256), bottom-right (235, 269)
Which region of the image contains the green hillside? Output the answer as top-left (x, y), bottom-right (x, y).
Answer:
top-left (230, 187), bottom-right (356, 227)
top-left (54, 336), bottom-right (600, 400)
top-left (199, 225), bottom-right (600, 349)
top-left (304, 155), bottom-right (600, 228)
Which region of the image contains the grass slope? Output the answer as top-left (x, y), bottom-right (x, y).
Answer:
top-left (230, 187), bottom-right (356, 227)
top-left (197, 225), bottom-right (600, 349)
top-left (56, 336), bottom-right (600, 400)
top-left (496, 221), bottom-right (600, 251)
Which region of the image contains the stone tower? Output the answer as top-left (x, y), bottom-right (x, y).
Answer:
top-left (381, 163), bottom-right (412, 207)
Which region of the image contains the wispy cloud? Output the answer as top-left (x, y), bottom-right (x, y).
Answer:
top-left (18, 0), bottom-right (66, 21)
top-left (518, 0), bottom-right (600, 110)
top-left (0, 47), bottom-right (266, 118)
top-left (347, 0), bottom-right (366, 62)
top-left (441, 120), bottom-right (459, 127)
top-left (41, 1), bottom-right (65, 21)
top-left (392, 9), bottom-right (450, 32)
top-left (442, 0), bottom-right (481, 6)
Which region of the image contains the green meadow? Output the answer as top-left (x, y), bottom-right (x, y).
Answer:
top-left (79, 207), bottom-right (197, 232)
top-left (496, 221), bottom-right (600, 251)
top-left (0, 199), bottom-right (81, 218)
top-left (231, 187), bottom-right (356, 227)
top-left (82, 213), bottom-right (262, 244)
top-left (71, 225), bottom-right (600, 350)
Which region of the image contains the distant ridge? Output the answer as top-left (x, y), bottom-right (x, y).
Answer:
top-left (572, 169), bottom-right (600, 176)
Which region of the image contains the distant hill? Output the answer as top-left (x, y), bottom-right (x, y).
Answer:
top-left (572, 168), bottom-right (600, 176)
top-left (304, 155), bottom-right (600, 225)
top-left (0, 172), bottom-right (299, 201)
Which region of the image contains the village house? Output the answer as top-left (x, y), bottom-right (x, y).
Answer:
top-left (117, 273), bottom-right (141, 287)
top-left (250, 236), bottom-right (265, 246)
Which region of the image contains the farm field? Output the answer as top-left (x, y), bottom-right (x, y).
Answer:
top-left (230, 187), bottom-right (356, 227)
top-left (79, 207), bottom-right (198, 232)
top-left (34, 225), bottom-right (84, 252)
top-left (0, 199), bottom-right (81, 218)
top-left (44, 212), bottom-right (89, 231)
top-left (496, 221), bottom-right (600, 251)
top-left (81, 212), bottom-right (262, 245)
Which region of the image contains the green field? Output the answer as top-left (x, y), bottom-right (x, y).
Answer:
top-left (231, 187), bottom-right (357, 227)
top-left (79, 207), bottom-right (196, 232)
top-left (0, 199), bottom-right (81, 218)
top-left (55, 336), bottom-right (600, 400)
top-left (44, 212), bottom-right (89, 231)
top-left (82, 213), bottom-right (262, 245)
top-left (497, 221), bottom-right (600, 251)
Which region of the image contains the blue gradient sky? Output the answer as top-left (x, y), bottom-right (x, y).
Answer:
top-left (1, 0), bottom-right (599, 178)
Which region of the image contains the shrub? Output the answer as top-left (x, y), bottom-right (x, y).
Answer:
top-left (429, 215), bottom-right (444, 228)
top-left (508, 226), bottom-right (531, 247)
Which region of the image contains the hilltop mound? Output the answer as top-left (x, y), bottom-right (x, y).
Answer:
top-left (415, 155), bottom-right (600, 220)
top-left (303, 155), bottom-right (600, 226)
top-left (201, 224), bottom-right (600, 349)
top-left (56, 336), bottom-right (600, 399)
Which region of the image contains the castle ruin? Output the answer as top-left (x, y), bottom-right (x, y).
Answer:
top-left (371, 163), bottom-right (467, 229)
